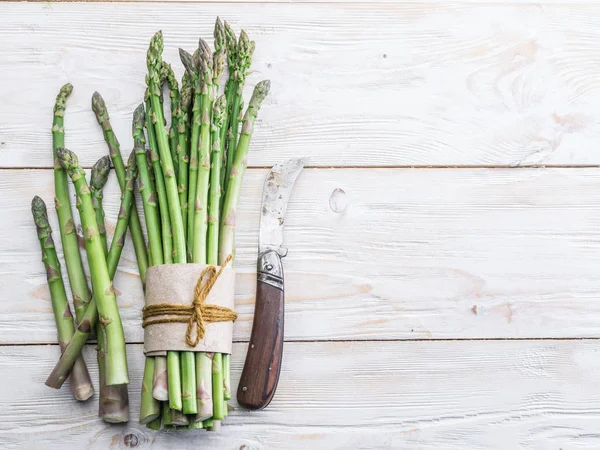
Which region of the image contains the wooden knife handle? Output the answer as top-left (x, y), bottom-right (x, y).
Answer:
top-left (237, 249), bottom-right (284, 410)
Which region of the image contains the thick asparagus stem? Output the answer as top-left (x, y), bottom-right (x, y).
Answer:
top-left (32, 196), bottom-right (93, 402)
top-left (144, 99), bottom-right (173, 264)
top-left (148, 32), bottom-right (186, 264)
top-left (192, 46), bottom-right (214, 263)
top-left (222, 353), bottom-right (231, 400)
top-left (207, 96), bottom-right (226, 265)
top-left (99, 151), bottom-right (137, 423)
top-left (196, 352), bottom-right (213, 421)
top-left (160, 62), bottom-right (180, 180)
top-left (89, 156), bottom-right (111, 256)
top-left (52, 84), bottom-right (92, 323)
top-left (92, 92), bottom-right (149, 284)
top-left (180, 47), bottom-right (201, 256)
top-left (140, 356), bottom-right (160, 424)
top-left (134, 104), bottom-right (163, 267)
top-left (177, 73), bottom-right (192, 239)
top-left (211, 353), bottom-right (225, 420)
top-left (167, 351), bottom-right (183, 411)
top-left (152, 355), bottom-right (169, 401)
top-left (181, 351), bottom-right (197, 414)
top-left (220, 80), bottom-right (270, 262)
top-left (54, 148), bottom-right (129, 386)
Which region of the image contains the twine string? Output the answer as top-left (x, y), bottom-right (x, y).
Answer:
top-left (142, 254), bottom-right (237, 347)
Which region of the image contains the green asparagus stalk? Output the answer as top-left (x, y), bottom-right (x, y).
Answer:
top-left (144, 99), bottom-right (173, 264)
top-left (32, 196), bottom-right (93, 402)
top-left (181, 351), bottom-right (197, 414)
top-left (147, 32), bottom-right (186, 264)
top-left (207, 96), bottom-right (226, 265)
top-left (55, 148), bottom-right (129, 386)
top-left (152, 355), bottom-right (169, 401)
top-left (222, 353), bottom-right (231, 400)
top-left (92, 92), bottom-right (149, 284)
top-left (167, 351), bottom-right (182, 411)
top-left (146, 412), bottom-right (162, 431)
top-left (106, 151), bottom-right (137, 279)
top-left (140, 356), bottom-right (160, 424)
top-left (89, 156), bottom-right (130, 422)
top-left (180, 47), bottom-right (201, 256)
top-left (89, 156), bottom-right (111, 256)
top-left (160, 62), bottom-right (180, 180)
top-left (196, 352), bottom-right (213, 421)
top-left (211, 352), bottom-right (225, 420)
top-left (52, 84), bottom-right (92, 323)
top-left (134, 104), bottom-right (163, 267)
top-left (177, 74), bottom-right (192, 240)
top-left (99, 151), bottom-right (137, 423)
top-left (192, 46), bottom-right (214, 263)
top-left (220, 80), bottom-right (270, 262)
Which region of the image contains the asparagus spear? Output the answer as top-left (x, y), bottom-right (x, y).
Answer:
top-left (143, 100), bottom-right (173, 264)
top-left (52, 84), bottom-right (92, 323)
top-left (147, 32), bottom-right (186, 264)
top-left (53, 148), bottom-right (129, 386)
top-left (220, 80), bottom-right (270, 262)
top-left (192, 45), bottom-right (214, 263)
top-left (46, 153), bottom-right (138, 389)
top-left (89, 156), bottom-right (111, 259)
top-left (177, 73), bottom-right (192, 239)
top-left (92, 92), bottom-right (149, 284)
top-left (134, 104), bottom-right (163, 267)
top-left (207, 96), bottom-right (226, 265)
top-left (222, 353), bottom-right (231, 400)
top-left (167, 350), bottom-right (183, 411)
top-left (181, 351), bottom-right (197, 414)
top-left (211, 352), bottom-right (225, 420)
top-left (196, 352), bottom-right (213, 421)
top-left (152, 355), bottom-right (169, 401)
top-left (31, 196), bottom-right (93, 401)
top-left (89, 156), bottom-right (130, 422)
top-left (180, 47), bottom-right (201, 256)
top-left (160, 62), bottom-right (180, 180)
top-left (140, 356), bottom-right (160, 424)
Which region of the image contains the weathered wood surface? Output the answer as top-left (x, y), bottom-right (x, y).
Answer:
top-left (1, 341), bottom-right (599, 449)
top-left (6, 168), bottom-right (600, 344)
top-left (3, 3), bottom-right (600, 167)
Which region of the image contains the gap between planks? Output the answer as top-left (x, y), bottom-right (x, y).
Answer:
top-left (3, 337), bottom-right (600, 348)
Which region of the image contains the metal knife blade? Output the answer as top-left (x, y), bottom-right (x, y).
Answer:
top-left (237, 158), bottom-right (307, 411)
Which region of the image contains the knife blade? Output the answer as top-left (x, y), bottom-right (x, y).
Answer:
top-left (237, 158), bottom-right (307, 410)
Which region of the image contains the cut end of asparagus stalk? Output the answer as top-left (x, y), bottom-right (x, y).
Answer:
top-left (90, 156), bottom-right (111, 191)
top-left (53, 83), bottom-right (73, 115)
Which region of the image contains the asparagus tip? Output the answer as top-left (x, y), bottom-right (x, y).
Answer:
top-left (55, 147), bottom-right (79, 171)
top-left (90, 155), bottom-right (111, 190)
top-left (252, 80), bottom-right (271, 104)
top-left (91, 91), bottom-right (106, 115)
top-left (179, 48), bottom-right (196, 75)
top-left (31, 195), bottom-right (48, 224)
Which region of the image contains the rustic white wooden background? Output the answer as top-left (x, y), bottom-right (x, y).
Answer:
top-left (1, 1), bottom-right (600, 449)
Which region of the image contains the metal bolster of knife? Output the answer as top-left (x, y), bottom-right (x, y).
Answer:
top-left (257, 249), bottom-right (285, 291)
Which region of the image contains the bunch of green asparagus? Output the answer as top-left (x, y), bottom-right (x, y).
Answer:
top-left (32, 17), bottom-right (267, 431)
top-left (137, 20), bottom-right (269, 431)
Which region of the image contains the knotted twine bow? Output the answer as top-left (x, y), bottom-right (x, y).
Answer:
top-left (141, 254), bottom-right (237, 347)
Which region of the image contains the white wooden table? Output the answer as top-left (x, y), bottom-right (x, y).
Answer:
top-left (2, 2), bottom-right (600, 449)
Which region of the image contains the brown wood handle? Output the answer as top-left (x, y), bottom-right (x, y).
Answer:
top-left (237, 250), bottom-right (284, 410)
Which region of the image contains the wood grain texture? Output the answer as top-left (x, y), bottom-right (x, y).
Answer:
top-left (1, 341), bottom-right (599, 449)
top-left (6, 167), bottom-right (600, 344)
top-left (3, 3), bottom-right (600, 167)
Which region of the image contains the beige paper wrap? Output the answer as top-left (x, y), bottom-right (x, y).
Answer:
top-left (143, 263), bottom-right (235, 356)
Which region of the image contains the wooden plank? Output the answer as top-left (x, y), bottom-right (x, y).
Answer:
top-left (1, 340), bottom-right (599, 449)
top-left (3, 3), bottom-right (600, 167)
top-left (6, 167), bottom-right (600, 344)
